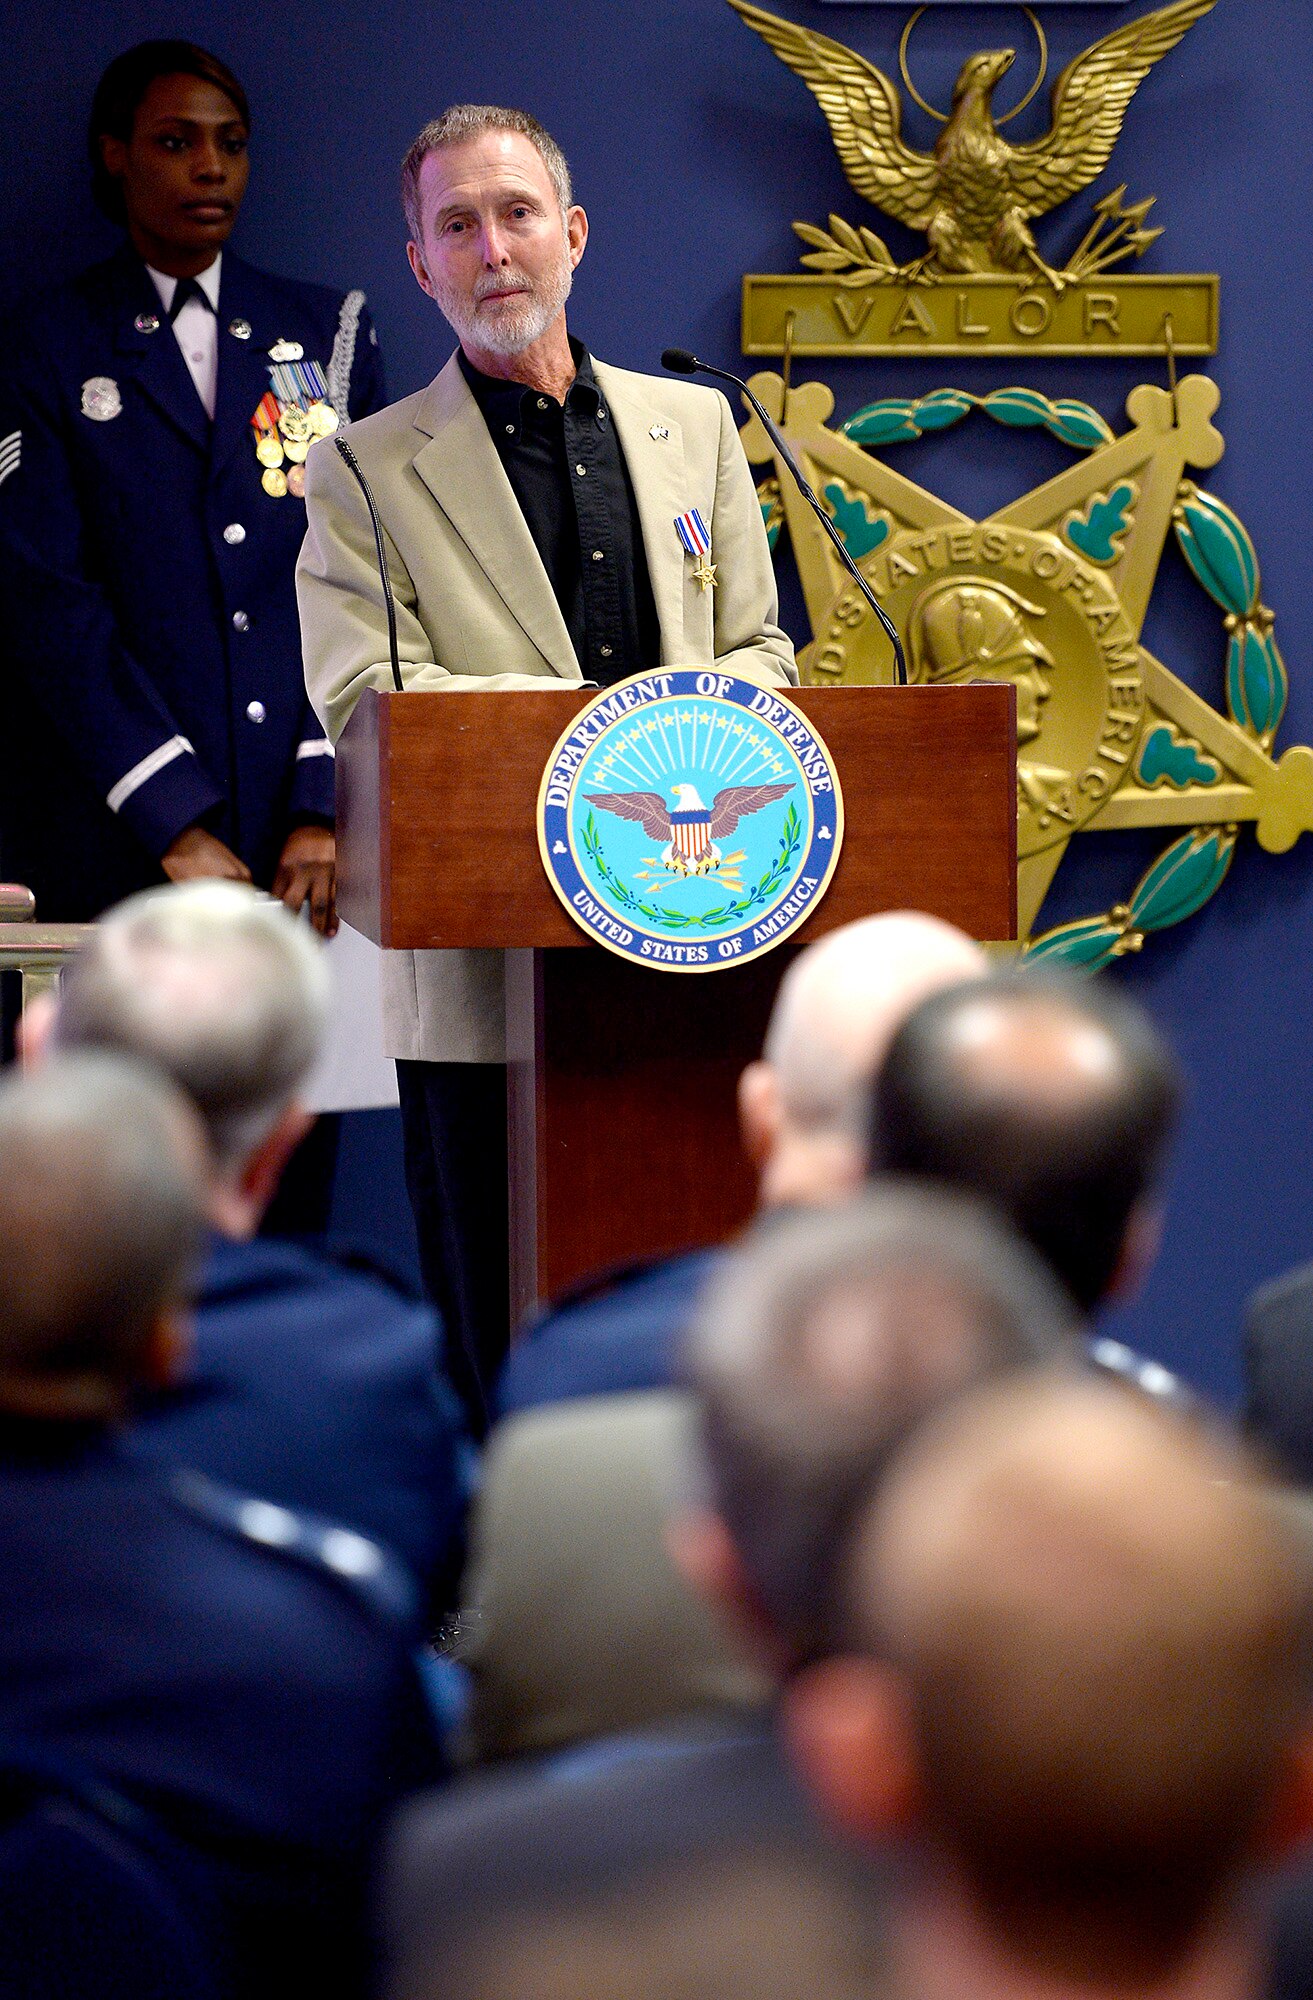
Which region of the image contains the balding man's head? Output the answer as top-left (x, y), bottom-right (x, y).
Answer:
top-left (52, 882), bottom-right (330, 1226)
top-left (803, 1378), bottom-right (1313, 1986)
top-left (682, 1185), bottom-right (1078, 1666)
top-left (872, 968), bottom-right (1180, 1309)
top-left (0, 1054), bottom-right (206, 1425)
top-left (742, 913), bottom-right (986, 1208)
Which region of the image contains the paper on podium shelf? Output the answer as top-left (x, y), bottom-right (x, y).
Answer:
top-left (302, 919), bottom-right (398, 1112)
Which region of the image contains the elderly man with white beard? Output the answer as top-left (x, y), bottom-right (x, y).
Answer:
top-left (297, 104), bottom-right (794, 1433)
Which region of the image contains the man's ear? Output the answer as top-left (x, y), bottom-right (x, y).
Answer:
top-left (666, 1508), bottom-right (791, 1674)
top-left (406, 239), bottom-right (437, 301)
top-left (1258, 1728), bottom-right (1313, 1863)
top-left (1105, 1199), bottom-right (1163, 1303)
top-left (140, 1305), bottom-right (191, 1392)
top-left (783, 1655), bottom-right (922, 1845)
top-left (738, 1060), bottom-right (782, 1173)
top-left (566, 204), bottom-right (588, 269)
top-left (14, 992), bottom-right (56, 1068)
top-left (236, 1101), bottom-right (315, 1232)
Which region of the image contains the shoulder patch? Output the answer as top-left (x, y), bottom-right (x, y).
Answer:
top-left (167, 1467), bottom-right (418, 1629)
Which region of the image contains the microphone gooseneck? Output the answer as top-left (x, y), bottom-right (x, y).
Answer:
top-left (661, 350), bottom-right (907, 686)
top-left (334, 436), bottom-right (404, 694)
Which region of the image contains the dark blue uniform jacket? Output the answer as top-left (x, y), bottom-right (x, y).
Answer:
top-left (0, 246), bottom-right (384, 916)
top-left (497, 1247), bottom-right (720, 1418)
top-left (132, 1233), bottom-right (471, 1611)
top-left (0, 1423), bottom-right (439, 1996)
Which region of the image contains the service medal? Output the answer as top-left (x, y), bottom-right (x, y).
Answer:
top-left (279, 408), bottom-right (312, 443)
top-left (283, 438), bottom-right (309, 464)
top-left (307, 402), bottom-right (339, 437)
top-left (261, 466), bottom-right (288, 498)
top-left (255, 435), bottom-right (285, 468)
top-left (286, 463), bottom-right (307, 498)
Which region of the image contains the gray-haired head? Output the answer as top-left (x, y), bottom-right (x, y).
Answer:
top-left (53, 882), bottom-right (329, 1174)
top-left (0, 1053), bottom-right (205, 1423)
top-left (683, 1183), bottom-right (1080, 1666)
top-left (401, 104), bottom-right (573, 241)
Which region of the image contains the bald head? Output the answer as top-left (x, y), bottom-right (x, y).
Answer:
top-left (744, 913), bottom-right (986, 1207)
top-left (845, 1377), bottom-right (1312, 1981)
top-left (872, 968), bottom-right (1180, 1309)
top-left (0, 1055), bottom-right (206, 1424)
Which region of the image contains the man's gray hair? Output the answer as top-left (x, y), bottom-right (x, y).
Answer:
top-left (54, 882), bottom-right (330, 1173)
top-left (683, 1183), bottom-right (1080, 1665)
top-left (0, 1053), bottom-right (204, 1395)
top-left (401, 104), bottom-right (574, 241)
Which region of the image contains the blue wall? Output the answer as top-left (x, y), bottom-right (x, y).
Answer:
top-left (5, 0), bottom-right (1310, 1401)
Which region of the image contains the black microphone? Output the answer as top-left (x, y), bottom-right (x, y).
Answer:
top-left (333, 436), bottom-right (404, 694)
top-left (661, 348), bottom-right (907, 685)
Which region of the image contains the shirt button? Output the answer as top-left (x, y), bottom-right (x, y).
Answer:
top-left (575, 463), bottom-right (587, 476)
top-left (232, 610), bottom-right (250, 632)
top-left (246, 699), bottom-right (266, 723)
top-left (223, 523), bottom-right (246, 545)
top-left (592, 550), bottom-right (605, 562)
top-left (599, 646), bottom-right (613, 659)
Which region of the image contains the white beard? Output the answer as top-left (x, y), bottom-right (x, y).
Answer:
top-left (437, 246), bottom-right (574, 357)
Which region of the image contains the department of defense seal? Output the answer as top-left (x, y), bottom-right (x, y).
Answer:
top-left (538, 669), bottom-right (844, 970)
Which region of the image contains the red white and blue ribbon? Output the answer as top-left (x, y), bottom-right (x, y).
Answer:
top-left (674, 508), bottom-right (711, 558)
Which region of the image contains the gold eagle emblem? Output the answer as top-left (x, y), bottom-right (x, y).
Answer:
top-left (728, 0), bottom-right (1216, 289)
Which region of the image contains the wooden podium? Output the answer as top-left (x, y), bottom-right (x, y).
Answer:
top-left (336, 684), bottom-right (1016, 1318)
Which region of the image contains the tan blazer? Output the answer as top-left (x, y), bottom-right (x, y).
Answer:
top-left (297, 350), bottom-right (796, 1062)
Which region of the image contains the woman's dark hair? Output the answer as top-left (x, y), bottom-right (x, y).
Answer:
top-left (89, 41), bottom-right (249, 224)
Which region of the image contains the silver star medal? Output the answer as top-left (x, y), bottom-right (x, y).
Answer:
top-left (80, 377), bottom-right (122, 422)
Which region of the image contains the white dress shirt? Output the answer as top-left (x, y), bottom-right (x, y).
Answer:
top-left (146, 254), bottom-right (222, 420)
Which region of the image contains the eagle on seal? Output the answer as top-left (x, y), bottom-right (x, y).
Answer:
top-left (585, 781), bottom-right (791, 875)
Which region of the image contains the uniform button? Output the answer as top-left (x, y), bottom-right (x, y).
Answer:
top-left (505, 423), bottom-right (516, 436)
top-left (597, 407), bottom-right (608, 423)
top-left (592, 549), bottom-right (605, 562)
top-left (223, 523), bottom-right (246, 545)
top-left (537, 397), bottom-right (549, 410)
top-left (599, 645), bottom-right (613, 659)
top-left (575, 463), bottom-right (587, 476)
top-left (232, 610), bottom-right (250, 632)
top-left (246, 699), bottom-right (266, 723)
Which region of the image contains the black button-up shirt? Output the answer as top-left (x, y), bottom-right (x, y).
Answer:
top-left (460, 342), bottom-right (660, 687)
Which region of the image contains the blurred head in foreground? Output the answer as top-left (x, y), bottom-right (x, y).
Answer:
top-left (436, 1851), bottom-right (889, 2000)
top-left (741, 911), bottom-right (987, 1209)
top-left (677, 1184), bottom-right (1080, 1672)
top-left (872, 966), bottom-right (1181, 1312)
top-left (790, 1374), bottom-right (1313, 1993)
top-left (0, 1054), bottom-right (205, 1427)
top-left (47, 880), bottom-right (329, 1237)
